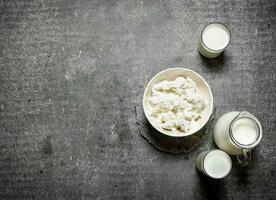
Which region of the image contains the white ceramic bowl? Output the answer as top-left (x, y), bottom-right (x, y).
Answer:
top-left (143, 68), bottom-right (214, 137)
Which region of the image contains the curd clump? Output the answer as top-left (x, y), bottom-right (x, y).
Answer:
top-left (148, 77), bottom-right (206, 133)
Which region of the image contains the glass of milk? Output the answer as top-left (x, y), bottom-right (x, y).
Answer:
top-left (198, 22), bottom-right (231, 58)
top-left (214, 111), bottom-right (263, 166)
top-left (195, 149), bottom-right (232, 179)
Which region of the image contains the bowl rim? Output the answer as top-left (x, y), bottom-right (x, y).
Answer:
top-left (142, 68), bottom-right (214, 137)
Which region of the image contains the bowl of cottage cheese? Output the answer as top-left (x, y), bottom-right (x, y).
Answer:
top-left (143, 68), bottom-right (213, 137)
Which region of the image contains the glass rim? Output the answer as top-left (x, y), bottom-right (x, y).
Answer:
top-left (229, 113), bottom-right (262, 149)
top-left (202, 150), bottom-right (232, 179)
top-left (200, 22), bottom-right (231, 52)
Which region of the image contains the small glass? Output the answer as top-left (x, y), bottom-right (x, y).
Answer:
top-left (198, 22), bottom-right (231, 58)
top-left (195, 149), bottom-right (232, 179)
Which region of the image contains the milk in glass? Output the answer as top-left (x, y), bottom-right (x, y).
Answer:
top-left (196, 150), bottom-right (232, 179)
top-left (198, 23), bottom-right (230, 58)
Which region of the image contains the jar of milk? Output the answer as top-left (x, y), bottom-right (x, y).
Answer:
top-left (214, 111), bottom-right (262, 165)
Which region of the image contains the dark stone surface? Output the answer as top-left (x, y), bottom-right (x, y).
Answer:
top-left (0, 0), bottom-right (275, 199)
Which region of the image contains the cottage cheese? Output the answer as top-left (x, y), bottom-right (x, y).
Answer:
top-left (148, 77), bottom-right (206, 133)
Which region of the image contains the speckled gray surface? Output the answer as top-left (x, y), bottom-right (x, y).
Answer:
top-left (0, 0), bottom-right (275, 199)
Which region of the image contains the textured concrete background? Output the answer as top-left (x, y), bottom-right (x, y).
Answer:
top-left (0, 0), bottom-right (275, 199)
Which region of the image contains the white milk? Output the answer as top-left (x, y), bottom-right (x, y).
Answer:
top-left (202, 23), bottom-right (230, 51)
top-left (196, 150), bottom-right (232, 179)
top-left (214, 111), bottom-right (262, 155)
top-left (232, 118), bottom-right (258, 145)
top-left (198, 23), bottom-right (230, 58)
top-left (204, 150), bottom-right (232, 179)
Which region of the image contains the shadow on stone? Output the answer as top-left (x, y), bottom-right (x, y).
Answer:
top-left (42, 136), bottom-right (53, 156)
top-left (232, 150), bottom-right (257, 186)
top-left (197, 170), bottom-right (226, 200)
top-left (235, 163), bottom-right (250, 186)
top-left (198, 51), bottom-right (225, 71)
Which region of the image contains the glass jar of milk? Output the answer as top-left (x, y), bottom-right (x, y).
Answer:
top-left (214, 111), bottom-right (262, 165)
top-left (198, 22), bottom-right (231, 58)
